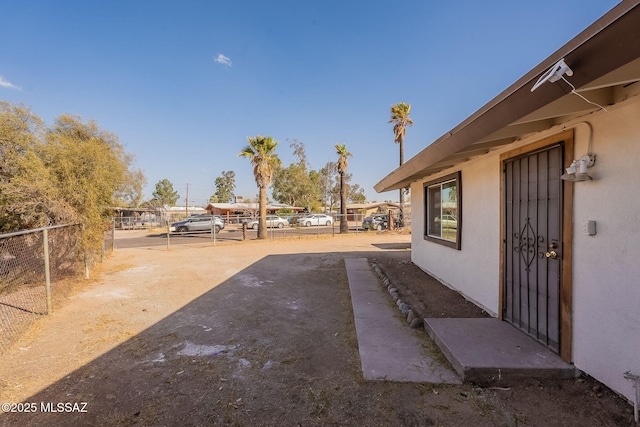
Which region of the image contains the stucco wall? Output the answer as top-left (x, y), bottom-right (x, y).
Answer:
top-left (409, 94), bottom-right (640, 403)
top-left (411, 153), bottom-right (502, 315)
top-left (569, 97), bottom-right (640, 403)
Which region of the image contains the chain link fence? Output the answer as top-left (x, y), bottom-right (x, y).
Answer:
top-left (0, 224), bottom-right (83, 354)
top-left (115, 216), bottom-right (166, 230)
top-left (159, 211), bottom-right (411, 247)
top-left (1, 212), bottom-right (408, 353)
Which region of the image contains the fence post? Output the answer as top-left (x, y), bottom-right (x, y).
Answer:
top-left (167, 224), bottom-right (171, 250)
top-left (43, 228), bottom-right (52, 314)
top-left (112, 218), bottom-right (116, 252)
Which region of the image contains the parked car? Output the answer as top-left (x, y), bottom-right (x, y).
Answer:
top-left (362, 214), bottom-right (389, 231)
top-left (245, 215), bottom-right (289, 229)
top-left (298, 214), bottom-right (334, 227)
top-left (435, 214), bottom-right (457, 229)
top-left (170, 216), bottom-right (225, 234)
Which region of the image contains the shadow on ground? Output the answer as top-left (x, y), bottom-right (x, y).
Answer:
top-left (0, 242), bottom-right (633, 426)
top-left (1, 249), bottom-right (464, 426)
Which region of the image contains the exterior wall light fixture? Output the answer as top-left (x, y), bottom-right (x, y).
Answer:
top-left (561, 154), bottom-right (596, 182)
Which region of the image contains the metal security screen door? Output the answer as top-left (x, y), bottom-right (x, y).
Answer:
top-left (503, 145), bottom-right (563, 352)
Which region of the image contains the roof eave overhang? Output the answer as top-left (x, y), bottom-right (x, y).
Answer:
top-left (375, 1), bottom-right (640, 193)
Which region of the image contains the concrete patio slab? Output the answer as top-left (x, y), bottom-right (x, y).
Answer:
top-left (345, 258), bottom-right (461, 384)
top-left (423, 317), bottom-right (576, 384)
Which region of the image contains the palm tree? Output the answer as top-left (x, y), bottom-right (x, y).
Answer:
top-left (238, 136), bottom-right (281, 239)
top-left (389, 102), bottom-right (414, 227)
top-left (335, 144), bottom-right (352, 234)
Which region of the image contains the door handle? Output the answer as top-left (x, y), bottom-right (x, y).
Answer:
top-left (545, 250), bottom-right (558, 259)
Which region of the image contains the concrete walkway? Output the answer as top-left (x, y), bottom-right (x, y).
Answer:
top-left (345, 258), bottom-right (461, 384)
top-left (346, 258), bottom-right (575, 386)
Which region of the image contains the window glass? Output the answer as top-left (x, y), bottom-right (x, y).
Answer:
top-left (440, 180), bottom-right (458, 242)
top-left (427, 185), bottom-right (441, 237)
top-left (424, 172), bottom-right (461, 249)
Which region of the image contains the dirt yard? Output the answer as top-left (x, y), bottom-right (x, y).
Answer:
top-left (0, 232), bottom-right (635, 426)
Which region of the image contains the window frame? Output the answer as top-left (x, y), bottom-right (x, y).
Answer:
top-left (424, 171), bottom-right (462, 250)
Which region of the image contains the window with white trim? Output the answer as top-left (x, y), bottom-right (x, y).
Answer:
top-left (424, 171), bottom-right (461, 249)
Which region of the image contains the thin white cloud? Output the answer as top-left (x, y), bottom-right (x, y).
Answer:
top-left (214, 53), bottom-right (232, 67)
top-left (0, 76), bottom-right (21, 90)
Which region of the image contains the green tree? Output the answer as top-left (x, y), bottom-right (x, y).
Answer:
top-left (152, 179), bottom-right (180, 206)
top-left (307, 169), bottom-right (322, 211)
top-left (319, 161), bottom-right (338, 211)
top-left (348, 183), bottom-right (366, 204)
top-left (238, 136), bottom-right (281, 239)
top-left (389, 102), bottom-right (413, 226)
top-left (335, 144), bottom-right (352, 234)
top-left (210, 170), bottom-right (236, 203)
top-left (42, 113), bottom-right (139, 253)
top-left (115, 168), bottom-right (146, 207)
top-left (271, 140), bottom-right (320, 210)
top-left (319, 162), bottom-right (366, 210)
top-left (0, 103), bottom-right (144, 255)
top-left (0, 102), bottom-right (62, 231)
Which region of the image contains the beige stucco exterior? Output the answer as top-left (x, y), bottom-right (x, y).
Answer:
top-left (411, 156), bottom-right (501, 315)
top-left (409, 92), bottom-right (640, 403)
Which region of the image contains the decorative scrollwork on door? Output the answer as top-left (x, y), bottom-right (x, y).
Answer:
top-left (513, 218), bottom-right (544, 272)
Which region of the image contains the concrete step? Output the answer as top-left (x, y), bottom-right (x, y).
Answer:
top-left (423, 318), bottom-right (576, 384)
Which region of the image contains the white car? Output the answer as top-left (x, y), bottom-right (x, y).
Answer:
top-left (245, 215), bottom-right (289, 229)
top-left (298, 214), bottom-right (334, 227)
top-left (435, 214), bottom-right (457, 229)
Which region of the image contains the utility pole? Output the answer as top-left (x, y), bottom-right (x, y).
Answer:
top-left (185, 183), bottom-right (189, 216)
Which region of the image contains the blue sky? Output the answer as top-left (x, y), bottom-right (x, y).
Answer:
top-left (1, 1), bottom-right (619, 206)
